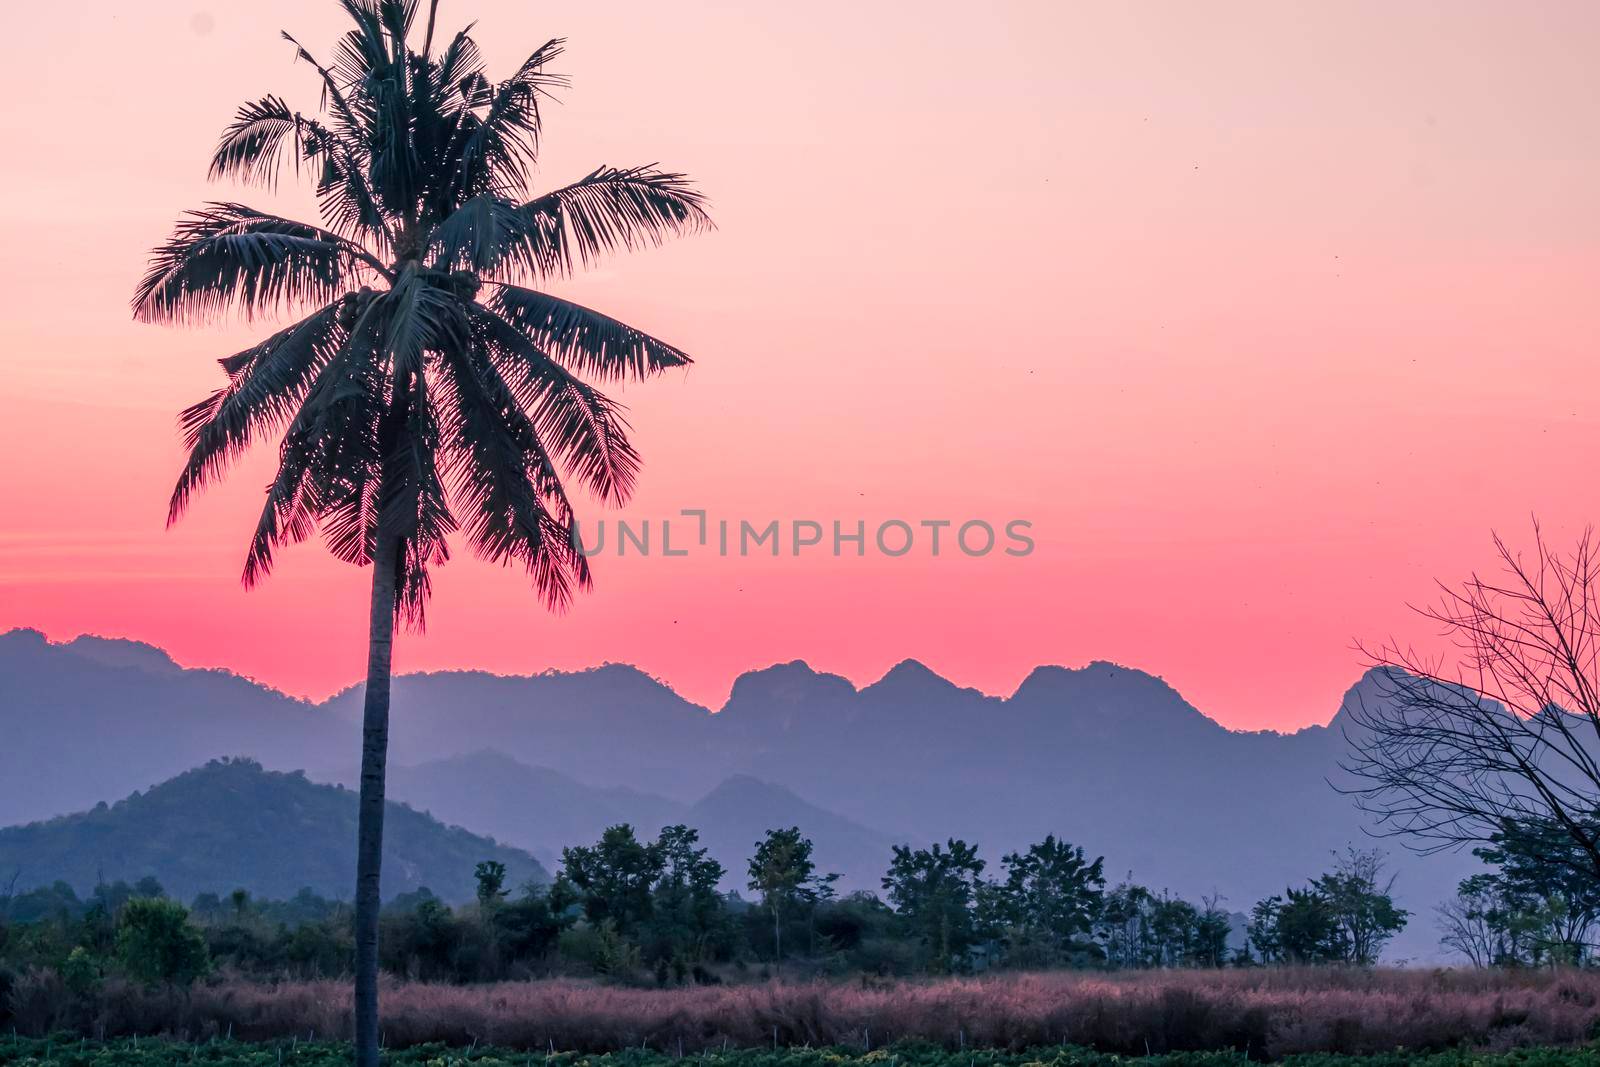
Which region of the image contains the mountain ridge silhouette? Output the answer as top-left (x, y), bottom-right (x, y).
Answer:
top-left (0, 626), bottom-right (1482, 959)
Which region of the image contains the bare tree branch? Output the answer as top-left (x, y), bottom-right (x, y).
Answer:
top-left (1339, 523), bottom-right (1600, 879)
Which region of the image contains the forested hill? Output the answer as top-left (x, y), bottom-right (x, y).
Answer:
top-left (0, 758), bottom-right (546, 903)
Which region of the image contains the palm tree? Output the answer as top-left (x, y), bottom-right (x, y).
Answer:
top-left (132, 3), bottom-right (708, 1062)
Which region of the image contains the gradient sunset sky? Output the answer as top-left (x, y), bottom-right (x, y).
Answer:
top-left (2, 1), bottom-right (1597, 730)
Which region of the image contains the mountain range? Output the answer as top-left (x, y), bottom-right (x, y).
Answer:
top-left (0, 627), bottom-right (1483, 958)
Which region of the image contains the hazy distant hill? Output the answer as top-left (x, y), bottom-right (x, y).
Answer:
top-left (384, 751), bottom-right (690, 870)
top-left (684, 775), bottom-right (904, 894)
top-left (0, 758), bottom-right (545, 902)
top-left (0, 628), bottom-right (1482, 958)
top-left (324, 666), bottom-right (719, 799)
top-left (0, 629), bottom-right (347, 825)
top-left (380, 753), bottom-right (901, 893)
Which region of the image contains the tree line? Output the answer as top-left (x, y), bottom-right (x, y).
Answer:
top-left (2, 827), bottom-right (1414, 991)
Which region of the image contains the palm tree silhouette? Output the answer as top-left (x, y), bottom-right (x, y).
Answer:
top-left (132, 3), bottom-right (708, 1061)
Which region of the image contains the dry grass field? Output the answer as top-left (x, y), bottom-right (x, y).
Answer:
top-left (10, 967), bottom-right (1600, 1059)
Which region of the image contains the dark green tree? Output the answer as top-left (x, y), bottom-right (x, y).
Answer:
top-left (383, 892), bottom-right (458, 979)
top-left (1246, 895), bottom-right (1284, 964)
top-left (115, 898), bottom-right (211, 986)
top-left (1468, 816), bottom-right (1600, 964)
top-left (1274, 886), bottom-right (1343, 963)
top-left (79, 896), bottom-right (119, 960)
top-left (471, 859), bottom-right (510, 973)
top-left (6, 881), bottom-right (82, 926)
top-left (646, 825), bottom-right (729, 970)
top-left (1096, 883), bottom-right (1213, 968)
top-left (813, 890), bottom-right (898, 959)
top-left (474, 860), bottom-right (508, 909)
top-left (554, 824), bottom-right (734, 978)
top-left (1098, 882), bottom-right (1156, 968)
top-left (133, 2), bottom-right (707, 1060)
top-left (1192, 893), bottom-right (1233, 968)
top-left (493, 883), bottom-right (573, 964)
top-left (1249, 853), bottom-right (1406, 966)
top-left (994, 835), bottom-right (1105, 964)
top-left (1313, 848), bottom-right (1408, 965)
top-left (882, 839), bottom-right (985, 972)
top-left (748, 827), bottom-right (836, 969)
top-left (1149, 892), bottom-right (1200, 966)
top-left (560, 825), bottom-right (662, 934)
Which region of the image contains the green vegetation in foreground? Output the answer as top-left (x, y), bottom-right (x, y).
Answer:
top-left (4, 1039), bottom-right (1600, 1067)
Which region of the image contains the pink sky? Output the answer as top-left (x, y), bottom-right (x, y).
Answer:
top-left (2, 1), bottom-right (1597, 730)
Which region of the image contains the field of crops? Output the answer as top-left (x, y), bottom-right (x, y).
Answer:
top-left (6, 1037), bottom-right (1600, 1067)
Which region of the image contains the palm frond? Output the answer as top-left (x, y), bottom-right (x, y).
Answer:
top-left (434, 24), bottom-right (484, 91)
top-left (374, 0), bottom-right (421, 64)
top-left (380, 267), bottom-right (466, 376)
top-left (281, 31), bottom-right (368, 139)
top-left (240, 399), bottom-right (343, 589)
top-left (248, 307), bottom-right (388, 583)
top-left (429, 165), bottom-right (712, 283)
top-left (209, 96), bottom-right (304, 186)
top-left (427, 193), bottom-right (527, 273)
top-left (436, 342), bottom-right (588, 607)
top-left (490, 284), bottom-right (691, 381)
top-left (310, 137), bottom-right (390, 245)
top-left (327, 0), bottom-right (420, 85)
top-left (378, 368), bottom-right (457, 625)
top-left (516, 166), bottom-right (712, 275)
top-left (453, 39), bottom-right (568, 199)
top-left (240, 444), bottom-right (322, 588)
top-left (169, 303), bottom-right (345, 523)
top-left (332, 4), bottom-right (392, 91)
top-left (469, 304), bottom-right (641, 504)
top-left (308, 388), bottom-right (388, 570)
top-left (133, 203), bottom-right (366, 323)
top-left (324, 2), bottom-right (423, 218)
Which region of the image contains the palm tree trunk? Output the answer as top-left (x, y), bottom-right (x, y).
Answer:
top-left (354, 538), bottom-right (399, 1067)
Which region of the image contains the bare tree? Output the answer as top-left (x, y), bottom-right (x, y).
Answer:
top-left (1340, 524), bottom-right (1600, 880)
top-left (1435, 881), bottom-right (1501, 968)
